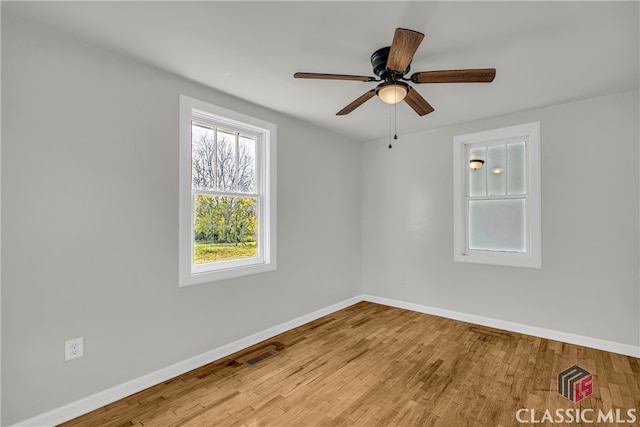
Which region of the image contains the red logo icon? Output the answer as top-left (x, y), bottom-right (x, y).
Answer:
top-left (558, 365), bottom-right (593, 402)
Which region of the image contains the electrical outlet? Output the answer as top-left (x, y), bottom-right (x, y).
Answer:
top-left (65, 337), bottom-right (84, 361)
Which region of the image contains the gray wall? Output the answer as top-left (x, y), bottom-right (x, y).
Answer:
top-left (362, 89), bottom-right (640, 347)
top-left (1, 12), bottom-right (361, 425)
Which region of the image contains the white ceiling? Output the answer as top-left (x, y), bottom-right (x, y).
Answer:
top-left (5, 1), bottom-right (639, 142)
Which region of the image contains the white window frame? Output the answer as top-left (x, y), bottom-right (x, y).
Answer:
top-left (453, 122), bottom-right (541, 268)
top-left (179, 95), bottom-right (276, 286)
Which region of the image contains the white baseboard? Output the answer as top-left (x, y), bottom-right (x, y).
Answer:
top-left (361, 294), bottom-right (640, 358)
top-left (13, 293), bottom-right (639, 426)
top-left (12, 295), bottom-right (362, 427)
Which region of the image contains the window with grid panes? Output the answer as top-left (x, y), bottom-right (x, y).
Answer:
top-left (179, 95), bottom-right (276, 286)
top-left (453, 122), bottom-right (541, 268)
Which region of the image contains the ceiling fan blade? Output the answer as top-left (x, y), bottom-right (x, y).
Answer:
top-left (294, 72), bottom-right (376, 82)
top-left (386, 28), bottom-right (425, 73)
top-left (404, 87), bottom-right (434, 116)
top-left (410, 68), bottom-right (496, 84)
top-left (336, 89), bottom-right (376, 115)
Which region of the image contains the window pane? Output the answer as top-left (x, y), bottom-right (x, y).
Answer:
top-left (487, 145), bottom-right (506, 196)
top-left (238, 135), bottom-right (256, 193)
top-left (193, 195), bottom-right (258, 264)
top-left (507, 141), bottom-right (526, 195)
top-left (216, 129), bottom-right (236, 191)
top-left (191, 123), bottom-right (216, 190)
top-left (469, 147), bottom-right (486, 197)
top-left (469, 199), bottom-right (526, 252)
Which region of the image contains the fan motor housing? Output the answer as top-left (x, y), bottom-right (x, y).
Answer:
top-left (371, 46), bottom-right (410, 79)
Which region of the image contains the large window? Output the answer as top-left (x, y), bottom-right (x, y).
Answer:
top-left (179, 95), bottom-right (276, 286)
top-left (453, 122), bottom-right (541, 268)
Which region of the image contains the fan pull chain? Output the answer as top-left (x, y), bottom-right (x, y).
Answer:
top-left (388, 103), bottom-right (393, 149)
top-left (388, 100), bottom-right (398, 149)
top-left (388, 92), bottom-right (399, 149)
top-left (394, 100), bottom-right (398, 140)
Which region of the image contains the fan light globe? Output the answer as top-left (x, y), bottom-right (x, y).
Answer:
top-left (377, 82), bottom-right (408, 104)
top-left (469, 159), bottom-right (485, 170)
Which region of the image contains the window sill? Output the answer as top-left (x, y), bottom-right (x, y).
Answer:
top-left (179, 260), bottom-right (277, 287)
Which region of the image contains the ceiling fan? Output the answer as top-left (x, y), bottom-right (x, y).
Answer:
top-left (294, 28), bottom-right (496, 116)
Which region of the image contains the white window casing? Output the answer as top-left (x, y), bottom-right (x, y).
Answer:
top-left (453, 122), bottom-right (541, 268)
top-left (179, 95), bottom-right (277, 286)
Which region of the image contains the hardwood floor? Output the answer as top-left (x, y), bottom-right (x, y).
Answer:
top-left (60, 302), bottom-right (640, 426)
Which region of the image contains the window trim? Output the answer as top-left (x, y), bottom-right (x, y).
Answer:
top-left (453, 122), bottom-right (541, 268)
top-left (179, 95), bottom-right (277, 286)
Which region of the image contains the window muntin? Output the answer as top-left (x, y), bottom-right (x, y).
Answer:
top-left (179, 95), bottom-right (276, 286)
top-left (453, 122), bottom-right (540, 268)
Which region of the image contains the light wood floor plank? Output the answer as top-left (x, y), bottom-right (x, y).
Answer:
top-left (59, 302), bottom-right (640, 426)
